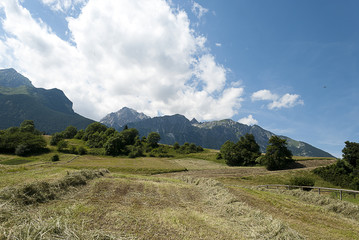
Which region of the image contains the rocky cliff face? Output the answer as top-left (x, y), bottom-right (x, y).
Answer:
top-left (0, 68), bottom-right (94, 133)
top-left (100, 107), bottom-right (150, 130)
top-left (100, 108), bottom-right (334, 158)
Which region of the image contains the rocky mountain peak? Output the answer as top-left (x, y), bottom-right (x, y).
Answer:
top-left (100, 107), bottom-right (150, 129)
top-left (0, 68), bottom-right (34, 88)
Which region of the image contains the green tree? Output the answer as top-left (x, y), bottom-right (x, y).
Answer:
top-left (261, 136), bottom-right (293, 170)
top-left (57, 140), bottom-right (68, 152)
top-left (237, 134), bottom-right (261, 165)
top-left (62, 126), bottom-right (77, 139)
top-left (82, 122), bottom-right (107, 141)
top-left (220, 134), bottom-right (261, 166)
top-left (104, 135), bottom-right (126, 156)
top-left (220, 140), bottom-right (239, 166)
top-left (20, 120), bottom-right (35, 133)
top-left (50, 132), bottom-right (64, 146)
top-left (120, 128), bottom-right (139, 146)
top-left (147, 132), bottom-right (161, 148)
top-left (342, 141), bottom-right (359, 168)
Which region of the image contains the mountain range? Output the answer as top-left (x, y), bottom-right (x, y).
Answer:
top-left (0, 68), bottom-right (93, 133)
top-left (0, 68), bottom-right (334, 157)
top-left (101, 107), bottom-right (334, 158)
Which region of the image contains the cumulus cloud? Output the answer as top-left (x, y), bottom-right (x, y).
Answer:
top-left (251, 89), bottom-right (304, 109)
top-left (0, 0), bottom-right (243, 121)
top-left (41, 0), bottom-right (87, 12)
top-left (238, 115), bottom-right (258, 126)
top-left (192, 1), bottom-right (208, 19)
top-left (215, 43), bottom-right (221, 47)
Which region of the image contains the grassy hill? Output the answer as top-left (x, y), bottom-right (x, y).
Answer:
top-left (1, 140), bottom-right (357, 239)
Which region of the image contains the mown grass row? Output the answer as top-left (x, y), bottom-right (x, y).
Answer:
top-left (180, 176), bottom-right (304, 240)
top-left (0, 169), bottom-right (109, 205)
top-left (256, 187), bottom-right (359, 220)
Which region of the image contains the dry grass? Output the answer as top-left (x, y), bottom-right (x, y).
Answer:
top-left (227, 186), bottom-right (359, 240)
top-left (64, 155), bottom-right (187, 174)
top-left (256, 187), bottom-right (359, 220)
top-left (180, 177), bottom-right (303, 240)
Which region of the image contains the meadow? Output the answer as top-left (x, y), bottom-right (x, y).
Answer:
top-left (1, 143), bottom-right (358, 240)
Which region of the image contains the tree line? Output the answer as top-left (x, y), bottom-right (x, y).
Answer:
top-left (219, 134), bottom-right (293, 170)
top-left (50, 122), bottom-right (203, 158)
top-left (313, 141), bottom-right (359, 190)
top-left (0, 120), bottom-right (47, 156)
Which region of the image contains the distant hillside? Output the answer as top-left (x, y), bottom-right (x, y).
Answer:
top-left (0, 68), bottom-right (94, 133)
top-left (101, 107), bottom-right (334, 158)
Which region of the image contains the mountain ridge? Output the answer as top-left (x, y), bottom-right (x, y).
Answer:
top-left (0, 68), bottom-right (94, 133)
top-left (101, 107), bottom-right (334, 158)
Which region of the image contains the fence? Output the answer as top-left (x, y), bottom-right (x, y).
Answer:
top-left (257, 184), bottom-right (359, 200)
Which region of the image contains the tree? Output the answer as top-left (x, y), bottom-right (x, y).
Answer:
top-left (82, 122), bottom-right (107, 141)
top-left (120, 128), bottom-right (139, 145)
top-left (220, 140), bottom-right (239, 166)
top-left (50, 132), bottom-right (64, 146)
top-left (342, 141), bottom-right (359, 168)
top-left (261, 136), bottom-right (293, 170)
top-left (20, 120), bottom-right (35, 133)
top-left (62, 126), bottom-right (77, 139)
top-left (220, 134), bottom-right (261, 166)
top-left (237, 134), bottom-right (261, 165)
top-left (104, 135), bottom-right (126, 156)
top-left (147, 132), bottom-right (161, 148)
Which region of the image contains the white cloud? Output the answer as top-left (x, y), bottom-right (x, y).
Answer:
top-left (215, 43), bottom-right (221, 47)
top-left (192, 1), bottom-right (208, 19)
top-left (269, 93), bottom-right (304, 109)
top-left (251, 89), bottom-right (304, 110)
top-left (251, 89), bottom-right (278, 101)
top-left (41, 0), bottom-right (87, 12)
top-left (0, 0), bottom-right (243, 121)
top-left (238, 115), bottom-right (258, 126)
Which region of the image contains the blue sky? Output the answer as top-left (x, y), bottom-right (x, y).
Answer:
top-left (0, 0), bottom-right (358, 157)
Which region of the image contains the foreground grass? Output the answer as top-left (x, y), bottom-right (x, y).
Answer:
top-left (0, 172), bottom-right (303, 239)
top-left (227, 186), bottom-right (359, 240)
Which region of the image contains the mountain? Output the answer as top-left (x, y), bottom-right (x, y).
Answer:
top-left (101, 107), bottom-right (334, 157)
top-left (100, 107), bottom-right (150, 130)
top-left (0, 68), bottom-right (94, 133)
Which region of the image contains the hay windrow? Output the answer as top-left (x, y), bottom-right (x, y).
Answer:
top-left (0, 169), bottom-right (109, 205)
top-left (180, 176), bottom-right (304, 240)
top-left (256, 187), bottom-right (359, 220)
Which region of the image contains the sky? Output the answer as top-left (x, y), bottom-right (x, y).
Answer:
top-left (0, 0), bottom-right (358, 157)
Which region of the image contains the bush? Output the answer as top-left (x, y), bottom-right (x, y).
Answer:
top-left (50, 133), bottom-right (64, 146)
top-left (51, 154), bottom-right (60, 162)
top-left (57, 140), bottom-right (68, 152)
top-left (77, 146), bottom-right (87, 155)
top-left (15, 144), bottom-right (29, 156)
top-left (289, 176), bottom-right (315, 191)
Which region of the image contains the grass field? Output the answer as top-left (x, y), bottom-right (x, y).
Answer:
top-left (1, 143), bottom-right (357, 239)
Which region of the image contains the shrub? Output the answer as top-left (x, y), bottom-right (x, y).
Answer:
top-left (57, 140), bottom-right (68, 152)
top-left (77, 146), bottom-right (87, 155)
top-left (51, 154), bottom-right (60, 162)
top-left (50, 133), bottom-right (64, 146)
top-left (15, 144), bottom-right (29, 156)
top-left (289, 176), bottom-right (315, 191)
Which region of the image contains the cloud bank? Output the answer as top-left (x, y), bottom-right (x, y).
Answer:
top-left (0, 0), bottom-right (243, 121)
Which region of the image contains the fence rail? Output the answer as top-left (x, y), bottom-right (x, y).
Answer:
top-left (257, 184), bottom-right (359, 200)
